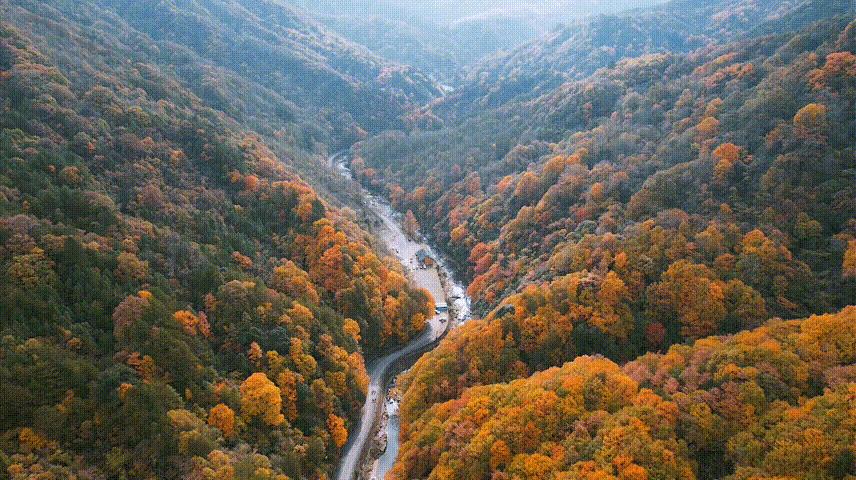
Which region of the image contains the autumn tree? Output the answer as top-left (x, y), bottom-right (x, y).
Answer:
top-left (403, 210), bottom-right (420, 239)
top-left (115, 251), bottom-right (149, 282)
top-left (174, 310), bottom-right (201, 336)
top-left (271, 260), bottom-right (319, 305)
top-left (712, 143), bottom-right (741, 183)
top-left (809, 51), bottom-right (856, 90)
top-left (490, 440), bottom-right (512, 470)
top-left (843, 240), bottom-right (856, 279)
top-left (277, 369), bottom-right (300, 422)
top-left (647, 260), bottom-right (726, 340)
top-left (247, 341), bottom-right (263, 365)
top-left (240, 373), bottom-right (284, 426)
top-left (793, 103), bottom-right (828, 144)
top-left (696, 116), bottom-right (720, 140)
top-left (343, 318), bottom-right (361, 343)
top-left (289, 337), bottom-right (317, 378)
top-left (208, 403), bottom-right (236, 438)
top-left (327, 413), bottom-right (348, 448)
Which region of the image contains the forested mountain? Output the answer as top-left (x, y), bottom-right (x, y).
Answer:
top-left (353, 2), bottom-right (856, 325)
top-left (416, 0), bottom-right (851, 117)
top-left (395, 307), bottom-right (856, 479)
top-left (0, 1), bottom-right (434, 478)
top-left (2, 0), bottom-right (856, 479)
top-left (348, 2), bottom-right (856, 477)
top-left (296, 15), bottom-right (530, 85)
top-left (293, 0), bottom-right (666, 85)
top-left (7, 0), bottom-right (439, 156)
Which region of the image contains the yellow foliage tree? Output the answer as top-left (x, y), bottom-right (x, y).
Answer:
top-left (271, 261), bottom-right (319, 305)
top-left (490, 439), bottom-right (512, 470)
top-left (277, 369), bottom-right (300, 422)
top-left (343, 318), bottom-right (361, 343)
top-left (289, 337), bottom-right (317, 378)
top-left (696, 116), bottom-right (720, 140)
top-left (173, 310), bottom-right (200, 335)
top-left (843, 240), bottom-right (856, 278)
top-left (240, 373), bottom-right (285, 426)
top-left (793, 103), bottom-right (828, 143)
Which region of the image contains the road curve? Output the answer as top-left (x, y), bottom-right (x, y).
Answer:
top-left (332, 151), bottom-right (449, 480)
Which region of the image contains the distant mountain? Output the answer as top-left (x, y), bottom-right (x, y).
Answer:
top-left (291, 0), bottom-right (667, 84)
top-left (448, 0), bottom-right (854, 112)
top-left (8, 0), bottom-right (441, 153)
top-left (291, 0), bottom-right (666, 26)
top-left (101, 0), bottom-right (441, 135)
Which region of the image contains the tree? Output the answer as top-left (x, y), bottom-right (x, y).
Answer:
top-left (247, 342), bottom-right (263, 365)
top-left (696, 116), bottom-right (720, 140)
top-left (645, 321), bottom-right (666, 349)
top-left (231, 251), bottom-right (253, 270)
top-left (208, 403), bottom-right (236, 438)
top-left (490, 440), bottom-right (512, 470)
top-left (450, 224), bottom-right (469, 244)
top-left (243, 174), bottom-right (260, 191)
top-left (723, 279), bottom-right (766, 331)
top-left (843, 240), bottom-right (856, 279)
top-left (647, 261), bottom-right (726, 340)
top-left (289, 337), bottom-right (317, 378)
top-left (327, 413), bottom-right (348, 448)
top-left (174, 310), bottom-right (200, 336)
top-left (809, 51), bottom-right (856, 89)
top-left (271, 261), bottom-right (319, 305)
top-left (112, 294), bottom-right (149, 339)
top-left (115, 251), bottom-right (149, 282)
top-left (712, 143), bottom-right (741, 183)
top-left (403, 210), bottom-right (420, 239)
top-left (343, 318), bottom-right (361, 343)
top-left (239, 373), bottom-right (284, 426)
top-left (792, 103), bottom-right (828, 143)
top-left (590, 182), bottom-right (605, 202)
top-left (514, 172), bottom-right (541, 205)
top-left (277, 369), bottom-right (300, 422)
top-left (7, 247), bottom-right (56, 288)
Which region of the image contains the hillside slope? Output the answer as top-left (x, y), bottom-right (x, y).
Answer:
top-left (351, 5), bottom-right (856, 477)
top-left (441, 0), bottom-right (854, 114)
top-left (6, 0), bottom-right (440, 154)
top-left (0, 2), bottom-right (435, 478)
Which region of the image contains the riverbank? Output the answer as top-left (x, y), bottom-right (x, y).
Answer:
top-left (331, 151), bottom-right (471, 480)
top-left (365, 287), bottom-right (468, 479)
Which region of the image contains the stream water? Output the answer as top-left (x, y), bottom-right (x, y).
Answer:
top-left (331, 151), bottom-right (471, 480)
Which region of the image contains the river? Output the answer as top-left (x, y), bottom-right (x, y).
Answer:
top-left (331, 151), bottom-right (471, 480)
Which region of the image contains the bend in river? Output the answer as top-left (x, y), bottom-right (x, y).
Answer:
top-left (331, 151), bottom-right (471, 480)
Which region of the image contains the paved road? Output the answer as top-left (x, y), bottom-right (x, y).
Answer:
top-left (332, 151), bottom-right (449, 480)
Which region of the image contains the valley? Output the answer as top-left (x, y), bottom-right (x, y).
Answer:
top-left (329, 150), bottom-right (470, 480)
top-left (0, 1), bottom-right (854, 479)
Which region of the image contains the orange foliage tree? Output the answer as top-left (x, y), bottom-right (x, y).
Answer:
top-left (208, 403), bottom-right (236, 438)
top-left (240, 373), bottom-right (284, 426)
top-left (327, 413), bottom-right (348, 448)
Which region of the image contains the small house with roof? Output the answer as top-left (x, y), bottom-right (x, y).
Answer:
top-left (415, 248), bottom-right (435, 268)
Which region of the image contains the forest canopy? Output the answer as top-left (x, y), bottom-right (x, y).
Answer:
top-left (1, 0), bottom-right (855, 479)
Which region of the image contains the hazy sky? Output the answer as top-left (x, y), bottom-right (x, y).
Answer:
top-left (295, 0), bottom-right (661, 24)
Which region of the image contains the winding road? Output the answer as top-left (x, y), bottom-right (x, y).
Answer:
top-left (331, 151), bottom-right (469, 480)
